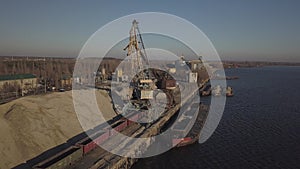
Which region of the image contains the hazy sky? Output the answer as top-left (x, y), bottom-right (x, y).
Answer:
top-left (0, 0), bottom-right (299, 62)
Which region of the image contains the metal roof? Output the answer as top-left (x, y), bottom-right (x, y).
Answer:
top-left (0, 74), bottom-right (36, 81)
top-left (61, 74), bottom-right (72, 80)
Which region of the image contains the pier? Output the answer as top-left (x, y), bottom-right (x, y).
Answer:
top-left (72, 83), bottom-right (201, 169)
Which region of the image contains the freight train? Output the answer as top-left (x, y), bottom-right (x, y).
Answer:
top-left (14, 111), bottom-right (145, 169)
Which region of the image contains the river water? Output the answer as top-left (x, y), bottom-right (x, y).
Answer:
top-left (132, 66), bottom-right (300, 169)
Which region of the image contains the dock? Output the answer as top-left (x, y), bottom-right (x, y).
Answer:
top-left (71, 83), bottom-right (201, 169)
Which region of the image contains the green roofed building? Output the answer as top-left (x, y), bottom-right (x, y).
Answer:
top-left (0, 74), bottom-right (37, 95)
top-left (0, 74), bottom-right (36, 81)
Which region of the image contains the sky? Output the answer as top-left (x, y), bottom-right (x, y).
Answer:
top-left (0, 0), bottom-right (299, 62)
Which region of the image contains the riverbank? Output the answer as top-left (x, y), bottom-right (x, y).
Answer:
top-left (222, 61), bottom-right (300, 68)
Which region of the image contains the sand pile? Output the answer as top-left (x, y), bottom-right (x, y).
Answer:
top-left (0, 89), bottom-right (116, 169)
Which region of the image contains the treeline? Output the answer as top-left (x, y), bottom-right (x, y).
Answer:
top-left (0, 57), bottom-right (74, 75)
top-left (0, 57), bottom-right (75, 86)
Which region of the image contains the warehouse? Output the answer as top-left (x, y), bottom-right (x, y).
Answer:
top-left (0, 74), bottom-right (37, 96)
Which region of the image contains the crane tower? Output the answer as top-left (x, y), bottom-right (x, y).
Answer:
top-left (123, 20), bottom-right (150, 79)
top-left (123, 20), bottom-right (156, 109)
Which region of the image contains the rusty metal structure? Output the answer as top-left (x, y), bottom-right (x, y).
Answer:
top-left (123, 20), bottom-right (156, 109)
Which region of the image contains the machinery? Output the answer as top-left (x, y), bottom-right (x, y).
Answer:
top-left (123, 20), bottom-right (156, 109)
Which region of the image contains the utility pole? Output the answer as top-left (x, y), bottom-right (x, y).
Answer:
top-left (44, 57), bottom-right (46, 93)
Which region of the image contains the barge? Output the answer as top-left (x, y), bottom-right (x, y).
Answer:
top-left (172, 103), bottom-right (209, 147)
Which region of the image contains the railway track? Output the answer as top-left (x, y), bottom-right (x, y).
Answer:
top-left (12, 83), bottom-right (199, 169)
top-left (71, 122), bottom-right (145, 169)
top-left (87, 84), bottom-right (200, 169)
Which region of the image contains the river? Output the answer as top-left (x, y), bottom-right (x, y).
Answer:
top-left (132, 66), bottom-right (300, 169)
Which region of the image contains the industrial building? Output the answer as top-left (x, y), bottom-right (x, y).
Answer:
top-left (0, 74), bottom-right (37, 96)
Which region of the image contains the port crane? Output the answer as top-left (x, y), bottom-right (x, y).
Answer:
top-left (122, 20), bottom-right (179, 111)
top-left (123, 20), bottom-right (156, 109)
top-left (123, 20), bottom-right (150, 77)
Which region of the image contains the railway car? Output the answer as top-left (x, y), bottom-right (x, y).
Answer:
top-left (127, 112), bottom-right (141, 125)
top-left (94, 130), bottom-right (110, 145)
top-left (79, 130), bottom-right (106, 155)
top-left (110, 120), bottom-right (128, 136)
top-left (21, 111), bottom-right (145, 169)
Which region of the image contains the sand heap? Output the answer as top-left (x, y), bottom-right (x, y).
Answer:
top-left (0, 90), bottom-right (116, 169)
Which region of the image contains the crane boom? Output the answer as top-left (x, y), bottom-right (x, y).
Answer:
top-left (124, 20), bottom-right (150, 76)
top-left (136, 26), bottom-right (149, 66)
top-left (123, 20), bottom-right (157, 109)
